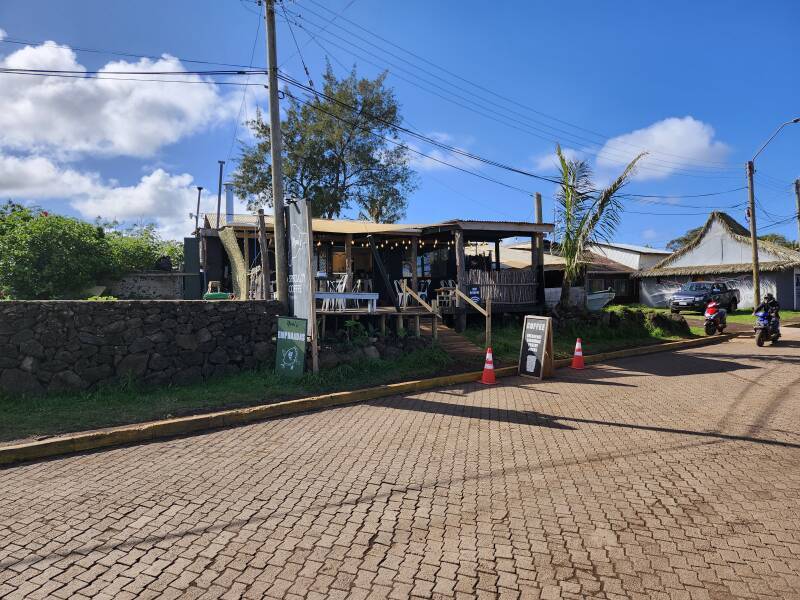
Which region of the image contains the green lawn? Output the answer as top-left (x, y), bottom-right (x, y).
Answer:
top-left (465, 306), bottom-right (699, 363)
top-left (675, 308), bottom-right (800, 324)
top-left (0, 347), bottom-right (452, 445)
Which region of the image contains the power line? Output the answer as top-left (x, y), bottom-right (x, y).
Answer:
top-left (279, 1), bottom-right (315, 88)
top-left (226, 1), bottom-right (264, 168)
top-left (293, 0), bottom-right (740, 173)
top-left (282, 87), bottom-right (534, 195)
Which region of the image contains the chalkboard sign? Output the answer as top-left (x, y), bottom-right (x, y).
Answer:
top-left (518, 315), bottom-right (553, 380)
top-left (468, 284), bottom-right (482, 304)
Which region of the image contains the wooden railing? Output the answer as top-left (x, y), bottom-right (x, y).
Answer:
top-left (466, 269), bottom-right (535, 304)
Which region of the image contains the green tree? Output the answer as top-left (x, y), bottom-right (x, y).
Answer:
top-left (103, 223), bottom-right (184, 275)
top-left (0, 207), bottom-right (111, 299)
top-left (758, 232), bottom-right (797, 249)
top-left (666, 226), bottom-right (703, 251)
top-left (554, 145), bottom-right (646, 306)
top-left (232, 65), bottom-right (416, 221)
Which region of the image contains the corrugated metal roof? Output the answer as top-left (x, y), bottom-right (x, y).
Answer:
top-left (591, 241), bottom-right (670, 254)
top-left (203, 214), bottom-right (554, 236)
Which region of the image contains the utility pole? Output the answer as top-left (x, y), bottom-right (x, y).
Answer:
top-left (746, 161), bottom-right (761, 306)
top-left (215, 161), bottom-right (224, 229)
top-left (534, 192), bottom-right (545, 307)
top-left (265, 0), bottom-right (289, 307)
top-left (795, 179), bottom-right (800, 245)
top-left (194, 186), bottom-right (203, 234)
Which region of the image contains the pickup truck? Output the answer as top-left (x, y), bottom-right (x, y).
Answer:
top-left (669, 281), bottom-right (740, 314)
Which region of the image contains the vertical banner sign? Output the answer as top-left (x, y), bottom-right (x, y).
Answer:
top-left (285, 199), bottom-right (315, 336)
top-left (276, 316), bottom-right (307, 377)
top-left (518, 315), bottom-right (553, 380)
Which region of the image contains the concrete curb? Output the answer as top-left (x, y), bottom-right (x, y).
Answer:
top-left (0, 334), bottom-right (734, 467)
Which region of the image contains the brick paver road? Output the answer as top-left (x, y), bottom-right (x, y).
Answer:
top-left (1, 331), bottom-right (800, 600)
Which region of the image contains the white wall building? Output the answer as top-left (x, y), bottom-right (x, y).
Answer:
top-left (588, 242), bottom-right (670, 271)
top-left (637, 212), bottom-right (800, 309)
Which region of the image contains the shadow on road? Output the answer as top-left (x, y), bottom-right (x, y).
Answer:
top-left (377, 395), bottom-right (800, 450)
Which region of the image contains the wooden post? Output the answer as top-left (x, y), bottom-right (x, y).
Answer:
top-left (397, 315), bottom-right (404, 335)
top-left (380, 314), bottom-right (386, 337)
top-left (485, 294), bottom-right (492, 348)
top-left (414, 315), bottom-right (421, 337)
top-left (410, 237), bottom-right (418, 292)
top-left (534, 192), bottom-right (545, 307)
top-left (257, 209), bottom-right (271, 300)
top-left (243, 230), bottom-right (250, 299)
top-left (454, 229), bottom-right (466, 332)
top-left (344, 234), bottom-right (353, 292)
top-left (431, 314), bottom-right (438, 343)
top-left (494, 239), bottom-right (501, 271)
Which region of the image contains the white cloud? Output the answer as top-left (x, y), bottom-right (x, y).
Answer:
top-left (641, 228), bottom-right (659, 241)
top-left (0, 29), bottom-right (7, 41)
top-left (0, 152), bottom-right (207, 239)
top-left (596, 116), bottom-right (729, 181)
top-left (0, 40), bottom-right (240, 158)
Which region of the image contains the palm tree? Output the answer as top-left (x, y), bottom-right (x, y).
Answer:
top-left (554, 145), bottom-right (646, 306)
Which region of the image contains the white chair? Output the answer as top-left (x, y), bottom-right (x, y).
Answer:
top-left (393, 279), bottom-right (409, 308)
top-left (335, 274), bottom-right (349, 311)
top-left (418, 280), bottom-right (430, 302)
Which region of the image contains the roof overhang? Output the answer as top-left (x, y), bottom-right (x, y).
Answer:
top-left (636, 261), bottom-right (800, 278)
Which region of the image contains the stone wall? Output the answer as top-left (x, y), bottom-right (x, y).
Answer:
top-left (108, 272), bottom-right (192, 299)
top-left (0, 300), bottom-right (281, 396)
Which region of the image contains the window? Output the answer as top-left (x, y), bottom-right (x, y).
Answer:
top-left (418, 249), bottom-right (449, 278)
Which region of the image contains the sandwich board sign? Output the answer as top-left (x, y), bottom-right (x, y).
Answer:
top-left (276, 316), bottom-right (307, 377)
top-left (518, 315), bottom-right (553, 380)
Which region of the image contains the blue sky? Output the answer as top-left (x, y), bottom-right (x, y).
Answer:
top-left (0, 0), bottom-right (798, 246)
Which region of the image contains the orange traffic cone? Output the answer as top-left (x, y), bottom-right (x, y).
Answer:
top-left (571, 338), bottom-right (585, 369)
top-left (480, 347), bottom-right (496, 384)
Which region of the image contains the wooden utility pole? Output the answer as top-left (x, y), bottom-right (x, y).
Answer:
top-left (795, 179), bottom-right (800, 245)
top-left (344, 234), bottom-right (353, 291)
top-left (746, 161), bottom-right (761, 306)
top-left (534, 192), bottom-right (545, 307)
top-left (257, 209), bottom-right (272, 299)
top-left (215, 161), bottom-right (224, 229)
top-left (265, 0), bottom-right (289, 307)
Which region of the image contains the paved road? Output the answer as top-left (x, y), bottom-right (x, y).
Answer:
top-left (1, 331), bottom-right (799, 600)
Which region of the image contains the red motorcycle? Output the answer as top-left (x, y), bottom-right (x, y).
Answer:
top-left (704, 300), bottom-right (727, 335)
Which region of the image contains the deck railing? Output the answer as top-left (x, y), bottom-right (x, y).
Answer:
top-left (466, 269), bottom-right (536, 305)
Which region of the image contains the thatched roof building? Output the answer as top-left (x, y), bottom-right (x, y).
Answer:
top-left (637, 211), bottom-right (800, 309)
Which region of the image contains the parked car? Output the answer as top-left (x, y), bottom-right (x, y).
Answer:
top-left (669, 281), bottom-right (739, 313)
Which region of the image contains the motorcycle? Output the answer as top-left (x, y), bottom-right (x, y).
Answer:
top-left (703, 300), bottom-right (727, 335)
top-left (754, 308), bottom-right (780, 346)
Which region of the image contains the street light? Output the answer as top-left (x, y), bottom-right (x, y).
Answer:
top-left (746, 117), bottom-right (800, 305)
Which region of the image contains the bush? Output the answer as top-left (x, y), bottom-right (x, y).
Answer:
top-left (0, 203), bottom-right (185, 299)
top-left (0, 204), bottom-right (111, 299)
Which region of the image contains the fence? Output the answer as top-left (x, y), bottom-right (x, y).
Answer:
top-left (466, 269), bottom-right (536, 305)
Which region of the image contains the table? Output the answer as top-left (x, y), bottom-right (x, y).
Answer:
top-left (314, 292), bottom-right (380, 313)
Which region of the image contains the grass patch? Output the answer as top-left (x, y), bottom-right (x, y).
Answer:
top-left (0, 347), bottom-right (452, 445)
top-left (465, 305), bottom-right (698, 363)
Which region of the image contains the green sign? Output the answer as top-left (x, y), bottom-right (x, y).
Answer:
top-left (276, 316), bottom-right (307, 378)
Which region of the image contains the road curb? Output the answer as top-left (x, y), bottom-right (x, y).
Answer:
top-left (0, 334), bottom-right (734, 467)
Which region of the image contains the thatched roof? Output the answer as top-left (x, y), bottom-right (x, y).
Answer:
top-left (637, 211), bottom-right (800, 278)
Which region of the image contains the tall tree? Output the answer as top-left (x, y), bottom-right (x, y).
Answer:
top-left (232, 65), bottom-right (416, 222)
top-left (554, 145), bottom-right (646, 306)
top-left (666, 226), bottom-right (703, 251)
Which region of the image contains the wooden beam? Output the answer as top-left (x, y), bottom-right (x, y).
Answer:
top-left (454, 230), bottom-right (466, 332)
top-left (453, 288), bottom-right (487, 317)
top-left (257, 209), bottom-right (271, 299)
top-left (494, 239), bottom-right (501, 271)
top-left (410, 238), bottom-right (418, 292)
top-left (344, 234), bottom-right (353, 292)
top-left (243, 230), bottom-right (250, 298)
top-left (402, 280), bottom-right (438, 316)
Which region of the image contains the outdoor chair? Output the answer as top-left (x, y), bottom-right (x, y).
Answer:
top-left (418, 280), bottom-right (430, 302)
top-left (393, 279), bottom-right (409, 308)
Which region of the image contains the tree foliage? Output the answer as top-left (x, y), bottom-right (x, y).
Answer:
top-left (0, 203), bottom-right (183, 299)
top-left (232, 65), bottom-right (416, 222)
top-left (667, 227), bottom-right (797, 252)
top-left (666, 227), bottom-right (703, 251)
top-left (554, 145), bottom-right (646, 306)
